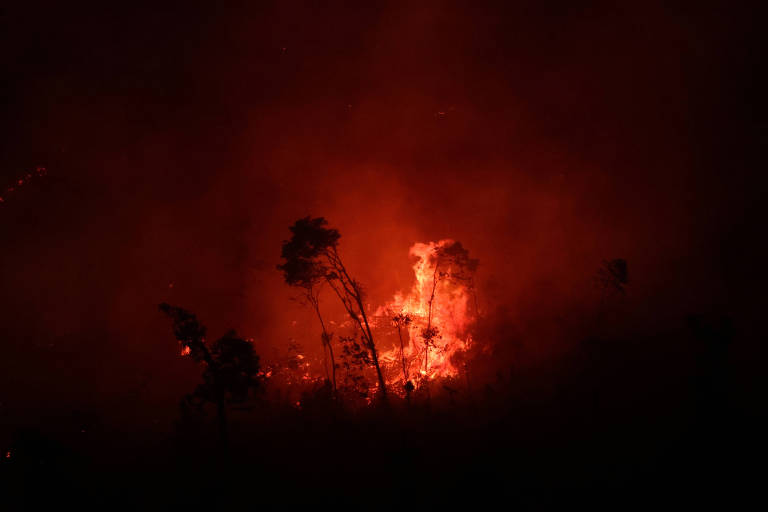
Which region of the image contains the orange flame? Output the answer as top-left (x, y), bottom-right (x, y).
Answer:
top-left (378, 240), bottom-right (477, 388)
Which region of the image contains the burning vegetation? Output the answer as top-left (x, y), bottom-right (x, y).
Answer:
top-left (274, 217), bottom-right (484, 404)
top-left (377, 239), bottom-right (480, 391)
top-left (161, 217), bottom-right (487, 412)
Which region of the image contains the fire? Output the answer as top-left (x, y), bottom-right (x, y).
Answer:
top-left (257, 237), bottom-right (480, 402)
top-left (378, 240), bottom-right (479, 389)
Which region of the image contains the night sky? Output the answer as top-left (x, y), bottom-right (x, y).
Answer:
top-left (1, 0), bottom-right (764, 470)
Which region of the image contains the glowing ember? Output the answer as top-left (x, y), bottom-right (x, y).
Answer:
top-left (0, 166), bottom-right (47, 207)
top-left (378, 240), bottom-right (479, 389)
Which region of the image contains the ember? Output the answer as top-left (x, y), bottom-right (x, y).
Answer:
top-left (0, 166), bottom-right (46, 207)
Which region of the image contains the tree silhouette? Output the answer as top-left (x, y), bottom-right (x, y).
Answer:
top-left (159, 303), bottom-right (261, 452)
top-left (278, 221), bottom-right (337, 396)
top-left (279, 217), bottom-right (388, 400)
top-left (392, 312), bottom-right (413, 384)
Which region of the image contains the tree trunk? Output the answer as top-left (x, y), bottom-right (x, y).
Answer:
top-left (312, 298), bottom-right (337, 396)
top-left (327, 335), bottom-right (337, 395)
top-left (326, 250), bottom-right (388, 400)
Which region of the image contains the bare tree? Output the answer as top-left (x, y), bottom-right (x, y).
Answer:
top-left (279, 217), bottom-right (388, 400)
top-left (392, 312), bottom-right (415, 398)
top-left (392, 312), bottom-right (413, 382)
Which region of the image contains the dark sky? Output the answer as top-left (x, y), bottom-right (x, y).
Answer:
top-left (1, 2), bottom-right (764, 430)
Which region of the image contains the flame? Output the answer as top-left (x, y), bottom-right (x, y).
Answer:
top-left (267, 238), bottom-right (479, 402)
top-left (378, 240), bottom-right (477, 388)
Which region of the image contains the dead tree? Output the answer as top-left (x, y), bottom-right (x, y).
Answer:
top-left (392, 312), bottom-right (413, 383)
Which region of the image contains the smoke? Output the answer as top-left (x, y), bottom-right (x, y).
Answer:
top-left (0, 2), bottom-right (761, 428)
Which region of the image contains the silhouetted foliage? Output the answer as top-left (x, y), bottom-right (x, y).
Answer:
top-left (159, 303), bottom-right (261, 452)
top-left (337, 334), bottom-right (372, 402)
top-left (438, 241), bottom-right (481, 317)
top-left (278, 217), bottom-right (338, 395)
top-left (280, 216), bottom-right (388, 400)
top-left (277, 216), bottom-right (340, 287)
top-left (433, 241), bottom-right (479, 283)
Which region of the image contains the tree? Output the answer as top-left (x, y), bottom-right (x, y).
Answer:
top-left (392, 312), bottom-right (415, 398)
top-left (159, 303), bottom-right (261, 452)
top-left (279, 217), bottom-right (388, 400)
top-left (277, 223), bottom-right (337, 396)
top-left (392, 312), bottom-right (413, 384)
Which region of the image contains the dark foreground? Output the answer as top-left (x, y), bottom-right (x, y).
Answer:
top-left (2, 320), bottom-right (764, 510)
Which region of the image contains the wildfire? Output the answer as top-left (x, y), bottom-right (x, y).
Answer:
top-left (234, 236), bottom-right (480, 402)
top-left (378, 240), bottom-right (479, 389)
